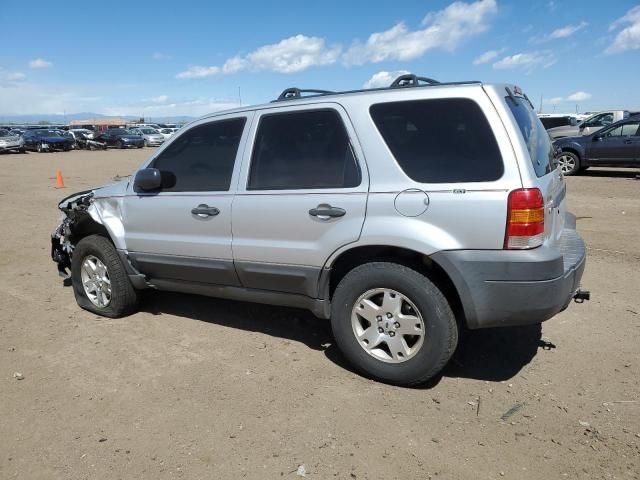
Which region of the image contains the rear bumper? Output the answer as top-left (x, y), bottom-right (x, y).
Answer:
top-left (432, 214), bottom-right (586, 329)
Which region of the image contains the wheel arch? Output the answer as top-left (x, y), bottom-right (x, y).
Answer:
top-left (323, 245), bottom-right (465, 327)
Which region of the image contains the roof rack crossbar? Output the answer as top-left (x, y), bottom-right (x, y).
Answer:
top-left (390, 74), bottom-right (440, 88)
top-left (276, 88), bottom-right (335, 101)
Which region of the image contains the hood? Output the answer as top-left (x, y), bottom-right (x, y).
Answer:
top-left (0, 135), bottom-right (21, 142)
top-left (58, 178), bottom-right (130, 210)
top-left (553, 134), bottom-right (589, 146)
top-left (547, 125), bottom-right (580, 136)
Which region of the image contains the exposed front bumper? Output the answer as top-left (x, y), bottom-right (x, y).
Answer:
top-left (432, 213), bottom-right (587, 329)
top-left (0, 141), bottom-right (23, 151)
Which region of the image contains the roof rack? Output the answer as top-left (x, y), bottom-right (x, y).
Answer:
top-left (275, 88), bottom-right (335, 102)
top-left (272, 74), bottom-right (479, 102)
top-left (389, 74), bottom-right (440, 88)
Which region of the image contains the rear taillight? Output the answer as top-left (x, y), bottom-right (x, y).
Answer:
top-left (504, 188), bottom-right (545, 249)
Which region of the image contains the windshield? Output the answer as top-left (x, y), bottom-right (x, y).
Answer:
top-left (109, 128), bottom-right (134, 135)
top-left (36, 130), bottom-right (63, 137)
top-left (140, 128), bottom-right (158, 134)
top-left (506, 96), bottom-right (554, 177)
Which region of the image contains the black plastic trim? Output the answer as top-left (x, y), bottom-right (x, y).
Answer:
top-left (128, 252), bottom-right (241, 286)
top-left (235, 261), bottom-right (322, 298)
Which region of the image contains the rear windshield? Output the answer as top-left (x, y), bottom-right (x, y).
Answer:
top-left (370, 98), bottom-right (503, 183)
top-left (506, 96), bottom-right (554, 177)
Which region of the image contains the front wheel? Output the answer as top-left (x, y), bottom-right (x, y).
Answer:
top-left (556, 151), bottom-right (581, 175)
top-left (331, 262), bottom-right (458, 386)
top-left (71, 235), bottom-right (138, 318)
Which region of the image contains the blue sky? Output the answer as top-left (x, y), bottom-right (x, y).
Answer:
top-left (1, 0), bottom-right (639, 118)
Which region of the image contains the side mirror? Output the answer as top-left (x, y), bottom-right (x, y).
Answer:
top-left (593, 135), bottom-right (602, 142)
top-left (133, 168), bottom-right (162, 192)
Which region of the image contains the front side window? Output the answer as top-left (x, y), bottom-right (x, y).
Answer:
top-left (248, 109), bottom-right (361, 190)
top-left (151, 117), bottom-right (246, 192)
top-left (371, 98), bottom-right (504, 183)
top-left (585, 113), bottom-right (614, 128)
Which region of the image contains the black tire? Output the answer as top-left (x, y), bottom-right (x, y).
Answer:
top-left (119, 140), bottom-right (125, 149)
top-left (331, 262), bottom-right (458, 386)
top-left (19, 148), bottom-right (26, 153)
top-left (37, 144), bottom-right (43, 153)
top-left (71, 235), bottom-right (138, 318)
top-left (556, 151), bottom-right (581, 176)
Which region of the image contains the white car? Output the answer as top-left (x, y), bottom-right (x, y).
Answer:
top-left (158, 128), bottom-right (178, 140)
top-left (69, 128), bottom-right (95, 140)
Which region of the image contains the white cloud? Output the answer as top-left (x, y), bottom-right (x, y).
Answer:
top-left (103, 97), bottom-right (240, 117)
top-left (606, 5), bottom-right (640, 54)
top-left (176, 65), bottom-right (221, 79)
top-left (149, 95), bottom-right (169, 104)
top-left (473, 48), bottom-right (504, 65)
top-left (492, 51), bottom-right (556, 71)
top-left (4, 72), bottom-right (26, 82)
top-left (343, 0), bottom-right (497, 65)
top-left (544, 92), bottom-right (593, 105)
top-left (566, 91), bottom-right (592, 102)
top-left (549, 21), bottom-right (588, 39)
top-left (363, 70), bottom-right (410, 88)
top-left (29, 58), bottom-right (53, 69)
top-left (176, 34), bottom-right (341, 79)
top-left (152, 52), bottom-right (171, 60)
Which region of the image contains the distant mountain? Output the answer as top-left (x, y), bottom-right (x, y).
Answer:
top-left (0, 112), bottom-right (196, 125)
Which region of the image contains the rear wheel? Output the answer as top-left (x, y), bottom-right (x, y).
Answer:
top-left (71, 235), bottom-right (138, 318)
top-left (119, 140), bottom-right (125, 149)
top-left (331, 262), bottom-right (458, 386)
top-left (557, 151), bottom-right (580, 175)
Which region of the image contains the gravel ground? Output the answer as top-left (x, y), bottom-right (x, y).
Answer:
top-left (1, 148), bottom-right (639, 480)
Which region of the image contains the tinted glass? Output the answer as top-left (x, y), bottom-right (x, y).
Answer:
top-left (605, 122), bottom-right (640, 137)
top-left (506, 96), bottom-right (554, 178)
top-left (370, 98), bottom-right (503, 183)
top-left (151, 118), bottom-right (246, 192)
top-left (248, 109), bottom-right (360, 190)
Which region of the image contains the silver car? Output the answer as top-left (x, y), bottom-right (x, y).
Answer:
top-left (51, 74), bottom-right (588, 386)
top-left (132, 127), bottom-right (165, 147)
top-left (0, 129), bottom-right (25, 153)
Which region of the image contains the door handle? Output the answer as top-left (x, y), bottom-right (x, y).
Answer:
top-left (624, 139), bottom-right (632, 144)
top-left (191, 204), bottom-right (220, 217)
top-left (308, 205), bottom-right (346, 219)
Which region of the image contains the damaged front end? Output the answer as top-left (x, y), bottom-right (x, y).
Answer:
top-left (51, 189), bottom-right (95, 284)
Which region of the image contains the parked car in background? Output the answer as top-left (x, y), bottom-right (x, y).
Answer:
top-left (51, 74), bottom-right (589, 386)
top-left (95, 128), bottom-right (144, 149)
top-left (0, 129), bottom-right (26, 153)
top-left (22, 129), bottom-right (74, 152)
top-left (554, 115), bottom-right (640, 175)
top-left (158, 127), bottom-right (178, 140)
top-left (69, 128), bottom-right (95, 140)
top-left (131, 127), bottom-right (165, 146)
top-left (538, 114), bottom-right (578, 130)
top-left (547, 110), bottom-right (631, 140)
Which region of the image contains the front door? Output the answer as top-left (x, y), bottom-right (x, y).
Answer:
top-left (123, 114), bottom-right (252, 285)
top-left (588, 120), bottom-right (640, 164)
top-left (231, 105), bottom-right (368, 298)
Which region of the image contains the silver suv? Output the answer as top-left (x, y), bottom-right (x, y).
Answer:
top-left (52, 75), bottom-right (588, 386)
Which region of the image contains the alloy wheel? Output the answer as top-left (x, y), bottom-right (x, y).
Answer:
top-left (80, 255), bottom-right (112, 308)
top-left (351, 288), bottom-right (425, 363)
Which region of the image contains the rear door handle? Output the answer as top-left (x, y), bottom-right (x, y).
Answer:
top-left (191, 204), bottom-right (220, 217)
top-left (309, 205), bottom-right (346, 219)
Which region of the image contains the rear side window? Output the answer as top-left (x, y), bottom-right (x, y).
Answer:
top-left (248, 109), bottom-right (361, 190)
top-left (506, 96), bottom-right (554, 177)
top-left (151, 118), bottom-right (245, 192)
top-left (370, 98), bottom-right (503, 183)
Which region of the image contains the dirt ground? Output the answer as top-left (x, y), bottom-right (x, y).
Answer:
top-left (1, 148), bottom-right (639, 480)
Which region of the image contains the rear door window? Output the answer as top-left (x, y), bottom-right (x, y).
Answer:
top-left (370, 98), bottom-right (503, 183)
top-left (248, 109), bottom-right (361, 190)
top-left (506, 96), bottom-right (554, 177)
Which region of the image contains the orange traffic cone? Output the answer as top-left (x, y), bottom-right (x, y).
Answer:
top-left (55, 170), bottom-right (65, 189)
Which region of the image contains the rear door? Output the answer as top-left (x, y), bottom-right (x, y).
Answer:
top-left (123, 114), bottom-right (252, 285)
top-left (231, 104), bottom-right (368, 298)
